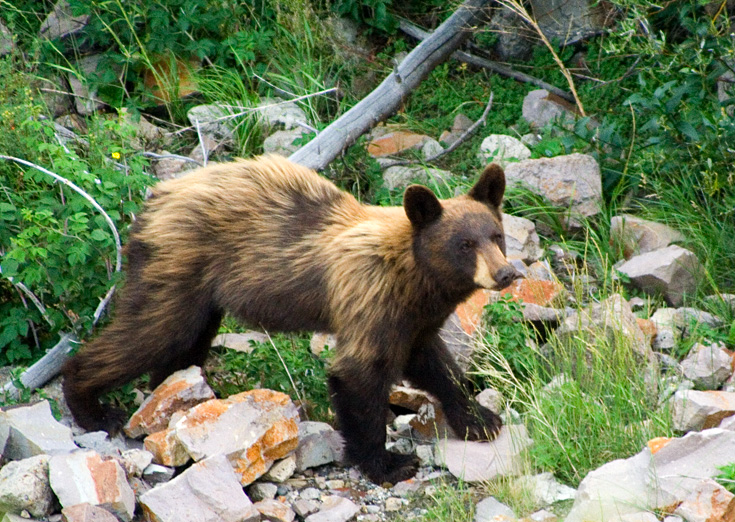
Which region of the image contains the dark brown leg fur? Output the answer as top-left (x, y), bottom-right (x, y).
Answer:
top-left (404, 332), bottom-right (502, 441)
top-left (328, 363), bottom-right (418, 485)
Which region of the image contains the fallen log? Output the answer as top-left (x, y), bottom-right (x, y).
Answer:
top-left (289, 0), bottom-right (495, 171)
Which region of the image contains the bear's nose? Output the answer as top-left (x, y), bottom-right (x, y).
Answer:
top-left (495, 265), bottom-right (522, 289)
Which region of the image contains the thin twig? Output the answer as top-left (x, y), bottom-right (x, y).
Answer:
top-left (140, 152), bottom-right (202, 166)
top-left (263, 330), bottom-right (305, 414)
top-left (381, 92), bottom-right (494, 168)
top-left (2, 269), bottom-right (55, 327)
top-left (0, 155), bottom-right (122, 274)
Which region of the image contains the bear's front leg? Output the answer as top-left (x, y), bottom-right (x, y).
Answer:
top-left (328, 365), bottom-right (418, 485)
top-left (405, 332), bottom-right (502, 441)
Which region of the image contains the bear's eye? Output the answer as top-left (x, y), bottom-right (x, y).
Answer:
top-left (460, 239), bottom-right (476, 252)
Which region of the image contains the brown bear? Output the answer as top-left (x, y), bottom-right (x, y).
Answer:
top-left (63, 155), bottom-right (520, 484)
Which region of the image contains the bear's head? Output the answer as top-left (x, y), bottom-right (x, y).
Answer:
top-left (404, 163), bottom-right (520, 298)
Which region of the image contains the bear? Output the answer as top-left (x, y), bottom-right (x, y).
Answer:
top-left (62, 154), bottom-right (520, 485)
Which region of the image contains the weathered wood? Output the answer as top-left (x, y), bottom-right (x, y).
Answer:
top-left (2, 333), bottom-right (78, 399)
top-left (289, 0), bottom-right (495, 171)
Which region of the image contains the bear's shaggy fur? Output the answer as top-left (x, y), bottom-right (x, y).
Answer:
top-left (63, 155), bottom-right (519, 484)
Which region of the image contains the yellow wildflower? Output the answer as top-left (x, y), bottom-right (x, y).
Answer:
top-left (111, 152), bottom-right (121, 160)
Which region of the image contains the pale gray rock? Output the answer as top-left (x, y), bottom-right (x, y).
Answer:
top-left (718, 60), bottom-right (735, 118)
top-left (517, 472), bottom-right (576, 506)
top-left (0, 401), bottom-right (77, 460)
top-left (0, 21), bottom-right (14, 56)
top-left (61, 503), bottom-right (120, 522)
top-left (305, 495), bottom-right (359, 522)
top-left (68, 55), bottom-right (107, 115)
top-left (212, 331), bottom-right (268, 353)
top-left (49, 450), bottom-right (135, 522)
top-left (382, 166), bottom-right (451, 191)
top-left (293, 499), bottom-right (319, 518)
top-left (119, 449), bottom-right (153, 478)
top-left (248, 482), bottom-right (278, 502)
top-left (504, 154), bottom-right (602, 225)
top-left (73, 431), bottom-right (126, 456)
top-left (527, 260), bottom-right (555, 281)
top-left (719, 414), bottom-right (735, 430)
top-left (0, 455), bottom-right (54, 518)
top-left (475, 388), bottom-right (503, 414)
top-left (262, 455), bottom-right (297, 483)
top-left (435, 424), bottom-right (532, 482)
top-left (422, 138), bottom-right (444, 159)
top-left (671, 390), bottom-right (735, 432)
top-left (296, 431), bottom-right (337, 472)
top-left (488, 7), bottom-right (534, 61)
top-left (39, 0), bottom-right (89, 39)
top-left (503, 213), bottom-right (543, 263)
top-left (257, 97), bottom-right (308, 131)
top-left (672, 478), bottom-right (735, 522)
top-left (151, 151), bottom-right (188, 180)
top-left (616, 246), bottom-right (703, 306)
top-left (680, 342), bottom-right (733, 390)
top-left (564, 450), bottom-right (653, 522)
top-left (141, 454), bottom-right (260, 522)
top-left (310, 333), bottom-right (337, 357)
top-left (143, 463), bottom-right (175, 485)
top-left (416, 445), bottom-right (435, 467)
top-left (384, 497), bottom-right (405, 511)
top-left (475, 497), bottom-right (516, 522)
top-left (522, 89), bottom-right (578, 129)
top-left (187, 103), bottom-right (234, 141)
top-left (478, 135), bottom-right (531, 168)
top-left (531, 0), bottom-right (606, 44)
top-left (528, 509), bottom-right (559, 522)
top-left (610, 214), bottom-right (684, 258)
top-left (264, 128), bottom-right (306, 157)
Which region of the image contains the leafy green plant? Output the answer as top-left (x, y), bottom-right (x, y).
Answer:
top-left (333, 0), bottom-right (398, 34)
top-left (716, 463), bottom-right (735, 495)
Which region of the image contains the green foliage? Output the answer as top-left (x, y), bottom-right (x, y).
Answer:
top-left (208, 333), bottom-right (332, 421)
top-left (333, 0), bottom-right (398, 34)
top-left (0, 58), bottom-right (151, 365)
top-left (717, 463), bottom-right (735, 495)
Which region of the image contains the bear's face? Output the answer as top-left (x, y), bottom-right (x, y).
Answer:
top-left (404, 164), bottom-right (520, 295)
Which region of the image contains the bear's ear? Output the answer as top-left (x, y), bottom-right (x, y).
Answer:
top-left (468, 163), bottom-right (506, 207)
top-left (404, 185), bottom-right (443, 228)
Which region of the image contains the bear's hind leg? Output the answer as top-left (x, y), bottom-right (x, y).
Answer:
top-left (405, 332), bottom-right (502, 441)
top-left (328, 363), bottom-right (418, 485)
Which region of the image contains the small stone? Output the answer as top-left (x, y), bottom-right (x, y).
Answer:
top-left (292, 499), bottom-right (319, 518)
top-left (517, 472), bottom-right (576, 506)
top-left (522, 89), bottom-right (579, 130)
top-left (67, 55), bottom-right (107, 115)
top-left (296, 423), bottom-right (337, 471)
top-left (310, 333), bottom-right (337, 357)
top-left (305, 496), bottom-right (359, 522)
top-left (503, 214), bottom-right (543, 263)
top-left (301, 487), bottom-right (322, 501)
top-left (478, 134), bottom-right (531, 168)
top-left (254, 499), bottom-right (296, 522)
top-left (61, 503), bottom-right (119, 522)
top-left (0, 400), bottom-right (77, 460)
top-left (262, 455), bottom-right (297, 482)
top-left (263, 129), bottom-right (305, 157)
top-left (525, 509), bottom-right (558, 522)
top-left (248, 482), bottom-right (278, 502)
top-left (422, 139), bottom-right (444, 160)
top-left (326, 479), bottom-right (345, 490)
top-left (476, 389), bottom-right (503, 414)
top-left (416, 445), bottom-right (435, 467)
top-left (382, 166), bottom-right (450, 191)
top-left (212, 331), bottom-right (269, 353)
top-left (119, 449), bottom-right (153, 477)
top-left (0, 455), bottom-right (54, 518)
top-left (680, 343), bottom-right (733, 390)
top-left (257, 97), bottom-right (308, 131)
top-left (0, 21), bottom-right (14, 56)
top-left (144, 428), bottom-right (190, 467)
top-left (73, 431), bottom-right (126, 456)
top-left (367, 131), bottom-right (431, 157)
top-left (384, 497), bottom-right (405, 511)
top-left (610, 215), bottom-right (684, 259)
top-left (475, 497), bottom-right (516, 522)
top-left (187, 103), bottom-right (234, 141)
top-left (152, 152), bottom-right (188, 180)
top-left (142, 463), bottom-right (175, 485)
top-left (39, 0), bottom-right (89, 40)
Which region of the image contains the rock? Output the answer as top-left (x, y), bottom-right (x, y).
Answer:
top-left (248, 482), bottom-right (278, 502)
top-left (293, 499), bottom-right (319, 518)
top-left (212, 331), bottom-right (268, 353)
top-left (478, 135), bottom-right (531, 168)
top-left (264, 129), bottom-right (306, 157)
top-left (389, 386), bottom-right (451, 439)
top-left (140, 454), bottom-right (260, 522)
top-left (718, 60), bottom-right (735, 118)
top-left (610, 215), bottom-right (684, 259)
top-left (416, 445), bottom-right (435, 467)
top-left (680, 343), bottom-right (733, 390)
top-left (310, 333), bottom-right (337, 357)
top-left (0, 455), bottom-right (54, 518)
top-left (61, 503), bottom-right (120, 522)
top-left (489, 7), bottom-right (534, 61)
top-left (142, 463), bottom-right (175, 485)
top-left (151, 152), bottom-right (188, 180)
top-left (517, 472), bottom-right (576, 506)
top-left (531, 0), bottom-right (607, 44)
top-left (384, 497), bottom-right (406, 511)
top-left (522, 89), bottom-right (580, 129)
top-left (504, 154), bottom-right (602, 225)
top-left (67, 55), bottom-right (107, 115)
top-left (422, 138), bottom-right (444, 159)
top-left (125, 366), bottom-right (215, 438)
top-left (554, 294), bottom-right (655, 365)
top-left (476, 388), bottom-right (503, 414)
top-left (435, 424), bottom-right (532, 482)
top-left (73, 431), bottom-right (126, 456)
top-left (527, 260), bottom-right (554, 281)
top-left (500, 279), bottom-right (565, 308)
top-left (525, 509), bottom-right (558, 522)
top-left (188, 134), bottom-right (223, 165)
top-left (39, 0), bottom-right (89, 40)
top-left (305, 495), bottom-right (359, 522)
top-left (672, 479), bottom-right (735, 522)
top-left (144, 428), bottom-right (190, 467)
top-left (0, 21), bottom-right (14, 56)
top-left (475, 497), bottom-right (516, 522)
top-left (262, 455), bottom-right (297, 482)
top-left (296, 422), bottom-right (338, 471)
top-left (503, 214), bottom-right (543, 263)
top-left (671, 390), bottom-right (735, 431)
top-left (616, 246), bottom-right (703, 306)
top-left (636, 318), bottom-right (657, 347)
top-left (440, 114), bottom-right (474, 146)
top-left (49, 451), bottom-right (136, 522)
top-left (187, 104), bottom-right (234, 141)
top-left (0, 400), bottom-right (77, 460)
top-left (382, 165), bottom-right (450, 191)
top-left (440, 311), bottom-right (475, 371)
top-left (254, 499), bottom-right (296, 522)
top-left (119, 449), bottom-right (153, 477)
top-left (368, 131), bottom-right (431, 157)
top-left (564, 450), bottom-right (652, 522)
top-left (172, 390), bottom-right (299, 485)
top-left (257, 97), bottom-right (308, 131)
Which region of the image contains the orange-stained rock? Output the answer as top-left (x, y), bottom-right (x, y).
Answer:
top-left (367, 131), bottom-right (430, 157)
top-left (636, 318), bottom-right (658, 346)
top-left (674, 479), bottom-right (735, 522)
top-left (455, 289), bottom-right (493, 336)
top-left (125, 366), bottom-right (215, 438)
top-left (144, 428), bottom-right (190, 467)
top-left (647, 437), bottom-right (672, 454)
top-left (500, 279), bottom-right (564, 307)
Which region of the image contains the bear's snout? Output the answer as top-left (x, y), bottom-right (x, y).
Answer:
top-left (494, 264), bottom-right (522, 289)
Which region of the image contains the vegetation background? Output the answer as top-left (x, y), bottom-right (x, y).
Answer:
top-left (0, 0), bottom-right (734, 518)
